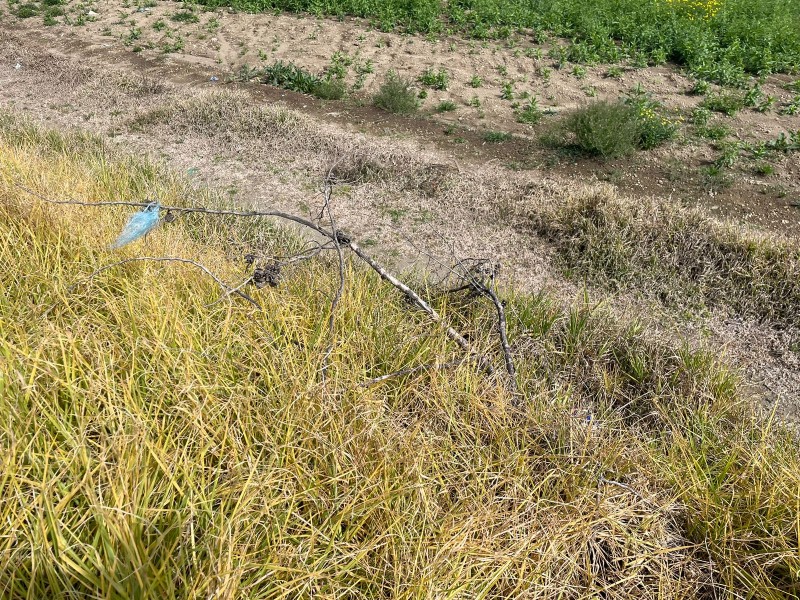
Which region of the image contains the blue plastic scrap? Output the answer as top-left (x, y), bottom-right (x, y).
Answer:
top-left (110, 202), bottom-right (160, 249)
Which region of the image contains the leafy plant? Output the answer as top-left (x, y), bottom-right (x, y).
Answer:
top-left (516, 97), bottom-right (543, 124)
top-left (418, 67), bottom-right (449, 90)
top-left (436, 100), bottom-right (457, 112)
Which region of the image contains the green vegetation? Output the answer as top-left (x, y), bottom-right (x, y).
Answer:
top-left (418, 67), bottom-right (449, 90)
top-left (564, 101), bottom-right (640, 158)
top-left (515, 97), bottom-right (543, 124)
top-left (561, 94), bottom-right (677, 158)
top-left (196, 0), bottom-right (800, 83)
top-left (373, 71), bottom-right (419, 114)
top-left (435, 100), bottom-right (457, 112)
top-left (2, 115), bottom-right (800, 599)
top-left (258, 60), bottom-right (345, 100)
top-left (702, 90), bottom-right (746, 116)
top-left (483, 130), bottom-right (512, 142)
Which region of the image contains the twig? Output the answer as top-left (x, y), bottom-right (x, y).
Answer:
top-left (68, 257), bottom-right (261, 308)
top-left (359, 359), bottom-right (467, 387)
top-left (320, 163), bottom-right (346, 380)
top-left (481, 285), bottom-right (518, 394)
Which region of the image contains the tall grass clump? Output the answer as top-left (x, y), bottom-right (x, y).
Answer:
top-left (1, 115), bottom-right (799, 598)
top-left (530, 190), bottom-right (800, 327)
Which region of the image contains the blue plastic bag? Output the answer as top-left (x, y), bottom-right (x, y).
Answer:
top-left (110, 202), bottom-right (160, 250)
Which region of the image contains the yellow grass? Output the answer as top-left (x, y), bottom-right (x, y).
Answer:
top-left (1, 118), bottom-right (799, 599)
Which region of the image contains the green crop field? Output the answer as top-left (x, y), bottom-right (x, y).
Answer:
top-left (199, 0), bottom-right (800, 84)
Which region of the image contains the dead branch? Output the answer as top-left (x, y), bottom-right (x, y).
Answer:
top-left (320, 163), bottom-right (346, 380)
top-left (359, 359), bottom-right (467, 387)
top-left (68, 256), bottom-right (261, 308)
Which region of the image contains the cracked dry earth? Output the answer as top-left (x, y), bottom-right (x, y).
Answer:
top-left (1, 22), bottom-right (798, 421)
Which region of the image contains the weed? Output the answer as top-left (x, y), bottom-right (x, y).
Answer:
top-left (469, 74), bottom-right (483, 88)
top-left (418, 67), bottom-right (449, 90)
top-left (152, 18), bottom-right (166, 31)
top-left (468, 95), bottom-right (481, 108)
top-left (689, 79), bottom-right (709, 95)
top-left (500, 81), bottom-right (514, 100)
top-left (483, 130), bottom-right (512, 142)
top-left (572, 65), bottom-right (587, 79)
top-left (436, 100), bottom-right (457, 112)
top-left (170, 10), bottom-right (198, 24)
top-left (754, 162), bottom-right (775, 176)
top-left (606, 66), bottom-right (623, 79)
top-left (624, 86), bottom-right (678, 149)
top-left (516, 97), bottom-right (543, 125)
top-left (374, 71), bottom-right (419, 114)
top-left (780, 94), bottom-right (800, 116)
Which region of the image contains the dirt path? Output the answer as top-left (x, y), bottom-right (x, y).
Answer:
top-left (1, 18), bottom-right (799, 420)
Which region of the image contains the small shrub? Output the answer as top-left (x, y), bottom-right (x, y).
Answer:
top-left (565, 101), bottom-right (639, 158)
top-left (373, 71), bottom-right (419, 114)
top-left (436, 100), bottom-right (457, 112)
top-left (311, 78), bottom-right (346, 101)
top-left (418, 67), bottom-right (449, 90)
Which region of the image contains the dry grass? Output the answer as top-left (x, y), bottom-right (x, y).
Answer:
top-left (2, 117), bottom-right (799, 599)
top-left (528, 190), bottom-right (800, 328)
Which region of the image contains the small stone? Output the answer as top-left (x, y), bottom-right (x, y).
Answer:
top-left (86, 10), bottom-right (98, 17)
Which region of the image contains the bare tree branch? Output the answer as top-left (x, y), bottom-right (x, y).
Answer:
top-left (69, 256), bottom-right (261, 308)
top-left (13, 178), bottom-right (497, 377)
top-left (359, 359), bottom-right (467, 387)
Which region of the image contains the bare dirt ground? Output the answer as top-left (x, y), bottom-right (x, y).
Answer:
top-left (1, 6), bottom-right (799, 420)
